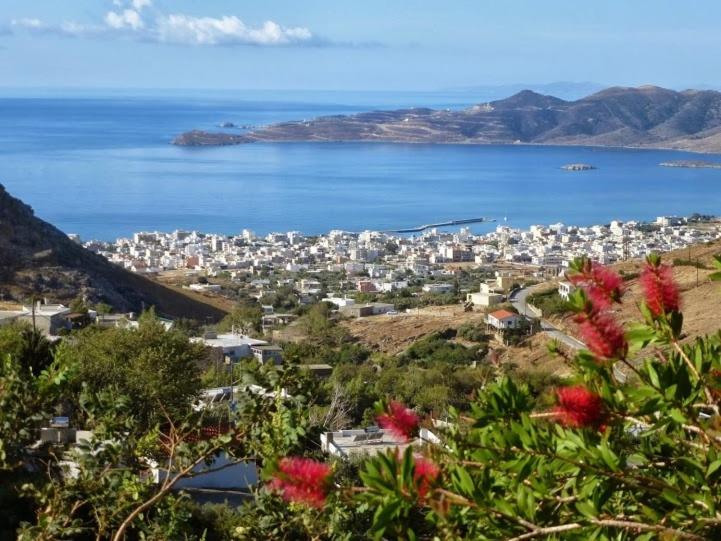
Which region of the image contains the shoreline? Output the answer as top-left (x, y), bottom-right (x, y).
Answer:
top-left (173, 136), bottom-right (721, 156)
top-left (83, 213), bottom-right (718, 246)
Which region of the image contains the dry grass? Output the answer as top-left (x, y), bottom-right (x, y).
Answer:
top-left (342, 305), bottom-right (489, 355)
top-left (344, 239), bottom-right (721, 374)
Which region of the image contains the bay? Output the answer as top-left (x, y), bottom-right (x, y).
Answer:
top-left (0, 90), bottom-right (719, 240)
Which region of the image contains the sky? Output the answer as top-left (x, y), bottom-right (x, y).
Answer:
top-left (0, 0), bottom-right (720, 91)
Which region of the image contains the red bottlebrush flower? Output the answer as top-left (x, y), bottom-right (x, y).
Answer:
top-left (554, 386), bottom-right (606, 429)
top-left (413, 456), bottom-right (440, 500)
top-left (268, 457), bottom-right (332, 508)
top-left (575, 308), bottom-right (627, 360)
top-left (377, 401), bottom-right (419, 442)
top-left (568, 260), bottom-right (623, 308)
top-left (640, 260), bottom-right (680, 317)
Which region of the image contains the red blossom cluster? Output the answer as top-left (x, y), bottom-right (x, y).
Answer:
top-left (640, 258), bottom-right (680, 317)
top-left (568, 259), bottom-right (624, 309)
top-left (554, 385), bottom-right (606, 430)
top-left (413, 455), bottom-right (440, 500)
top-left (268, 457), bottom-right (332, 508)
top-left (575, 308), bottom-right (628, 360)
top-left (569, 259), bottom-right (628, 361)
top-left (377, 401), bottom-right (420, 442)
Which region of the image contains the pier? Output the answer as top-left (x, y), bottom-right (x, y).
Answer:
top-left (384, 217), bottom-right (495, 234)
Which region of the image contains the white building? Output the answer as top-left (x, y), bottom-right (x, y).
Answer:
top-left (422, 283), bottom-right (454, 294)
top-left (487, 310), bottom-right (523, 330)
top-left (558, 281), bottom-right (576, 301)
top-left (192, 332), bottom-right (268, 361)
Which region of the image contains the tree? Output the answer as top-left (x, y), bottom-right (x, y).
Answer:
top-left (61, 317), bottom-right (206, 428)
top-left (0, 322), bottom-right (54, 376)
top-left (68, 296), bottom-right (88, 315)
top-left (301, 303), bottom-right (347, 346)
top-left (217, 302), bottom-right (263, 335)
top-left (1, 324), bottom-right (317, 540)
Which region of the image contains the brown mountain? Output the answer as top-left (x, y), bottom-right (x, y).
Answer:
top-left (173, 85), bottom-right (721, 153)
top-left (0, 184), bottom-right (225, 321)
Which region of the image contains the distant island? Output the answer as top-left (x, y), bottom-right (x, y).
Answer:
top-left (659, 160), bottom-right (721, 169)
top-left (174, 85), bottom-right (721, 153)
top-left (561, 163), bottom-right (596, 171)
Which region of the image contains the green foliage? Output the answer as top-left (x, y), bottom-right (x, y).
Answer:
top-left (359, 447), bottom-right (436, 540)
top-left (401, 332), bottom-right (482, 367)
top-left (527, 288), bottom-right (571, 316)
top-left (0, 322), bottom-right (55, 377)
top-left (93, 302), bottom-right (112, 315)
top-left (232, 487), bottom-right (370, 541)
top-left (710, 254), bottom-right (721, 281)
top-left (0, 351), bottom-right (71, 536)
top-left (456, 323), bottom-right (489, 343)
top-left (217, 301), bottom-right (263, 334)
top-left (260, 285), bottom-right (299, 312)
top-left (301, 303), bottom-right (348, 346)
top-left (61, 317), bottom-right (206, 429)
top-left (68, 296), bottom-right (88, 314)
top-left (673, 257), bottom-right (710, 269)
top-left (8, 258), bottom-right (721, 539)
top-left (0, 314), bottom-right (321, 539)
top-left (349, 259), bottom-right (721, 539)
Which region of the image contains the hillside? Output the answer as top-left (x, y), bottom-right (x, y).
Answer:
top-left (174, 85), bottom-right (721, 153)
top-left (343, 240), bottom-right (721, 378)
top-left (0, 184), bottom-right (226, 321)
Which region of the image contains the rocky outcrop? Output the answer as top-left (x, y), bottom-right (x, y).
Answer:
top-left (0, 185), bottom-right (226, 321)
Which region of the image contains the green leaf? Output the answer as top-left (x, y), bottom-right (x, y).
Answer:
top-left (626, 324), bottom-right (657, 352)
top-left (669, 408), bottom-right (687, 424)
top-left (598, 441), bottom-right (620, 471)
top-left (575, 500), bottom-right (598, 518)
top-left (644, 360), bottom-right (661, 389)
top-left (660, 489), bottom-right (683, 506)
top-left (707, 459), bottom-right (721, 479)
top-left (452, 467), bottom-right (475, 497)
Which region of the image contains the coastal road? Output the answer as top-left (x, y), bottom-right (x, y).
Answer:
top-left (510, 286), bottom-right (627, 381)
top-left (510, 287), bottom-right (585, 350)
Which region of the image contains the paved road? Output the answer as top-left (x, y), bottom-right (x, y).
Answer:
top-left (511, 287), bottom-right (627, 381)
top-left (510, 287), bottom-right (585, 351)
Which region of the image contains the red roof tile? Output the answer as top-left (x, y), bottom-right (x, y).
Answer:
top-left (488, 309), bottom-right (517, 320)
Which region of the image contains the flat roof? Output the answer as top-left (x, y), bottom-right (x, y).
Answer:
top-left (326, 429), bottom-right (417, 457)
top-left (192, 334), bottom-right (268, 348)
top-left (251, 344), bottom-right (282, 351)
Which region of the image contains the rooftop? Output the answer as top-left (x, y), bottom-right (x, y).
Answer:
top-left (488, 309), bottom-right (518, 320)
top-left (321, 428), bottom-right (436, 458)
top-left (192, 333), bottom-right (268, 349)
top-left (250, 344), bottom-right (283, 351)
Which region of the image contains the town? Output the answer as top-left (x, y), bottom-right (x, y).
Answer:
top-left (80, 214), bottom-right (720, 312)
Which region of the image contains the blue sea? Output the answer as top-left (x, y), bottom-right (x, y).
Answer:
top-left (1, 89), bottom-right (720, 241)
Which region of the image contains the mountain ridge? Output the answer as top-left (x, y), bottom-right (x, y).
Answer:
top-left (0, 184), bottom-right (226, 321)
top-left (173, 85), bottom-right (721, 153)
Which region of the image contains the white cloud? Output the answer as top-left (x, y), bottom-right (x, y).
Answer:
top-left (12, 18), bottom-right (44, 30)
top-left (155, 15), bottom-right (313, 46)
top-left (132, 0), bottom-right (152, 10)
top-left (112, 0), bottom-right (151, 9)
top-left (7, 2), bottom-right (321, 47)
top-left (105, 9), bottom-right (144, 30)
top-left (10, 17), bottom-right (94, 37)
